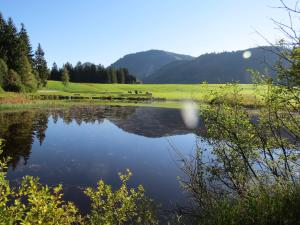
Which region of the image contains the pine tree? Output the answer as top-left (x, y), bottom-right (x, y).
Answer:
top-left (110, 68), bottom-right (117, 83)
top-left (106, 68), bottom-right (112, 83)
top-left (0, 58), bottom-right (8, 88)
top-left (117, 69), bottom-right (125, 84)
top-left (61, 66), bottom-right (70, 86)
top-left (18, 54), bottom-right (37, 92)
top-left (19, 23), bottom-right (33, 65)
top-left (4, 17), bottom-right (20, 71)
top-left (34, 43), bottom-right (48, 87)
top-left (50, 62), bottom-right (60, 80)
top-left (0, 13), bottom-right (7, 61)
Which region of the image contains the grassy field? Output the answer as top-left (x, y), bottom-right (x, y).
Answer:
top-left (0, 81), bottom-right (266, 111)
top-left (41, 81), bottom-right (264, 102)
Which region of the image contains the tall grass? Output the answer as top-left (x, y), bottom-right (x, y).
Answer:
top-left (198, 184), bottom-right (300, 225)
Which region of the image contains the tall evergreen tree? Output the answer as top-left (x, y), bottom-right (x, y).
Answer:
top-left (0, 13), bottom-right (7, 61)
top-left (117, 69), bottom-right (125, 84)
top-left (110, 68), bottom-right (117, 83)
top-left (50, 62), bottom-right (60, 80)
top-left (34, 43), bottom-right (48, 87)
top-left (18, 54), bottom-right (37, 91)
top-left (0, 58), bottom-right (8, 88)
top-left (5, 17), bottom-right (20, 71)
top-left (61, 66), bottom-right (70, 86)
top-left (19, 23), bottom-right (33, 65)
top-left (106, 68), bottom-right (112, 83)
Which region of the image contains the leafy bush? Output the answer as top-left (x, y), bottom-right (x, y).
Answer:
top-left (85, 169), bottom-right (158, 225)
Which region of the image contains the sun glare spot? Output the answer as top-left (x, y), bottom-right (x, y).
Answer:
top-left (243, 50), bottom-right (252, 59)
top-left (181, 101), bottom-right (199, 129)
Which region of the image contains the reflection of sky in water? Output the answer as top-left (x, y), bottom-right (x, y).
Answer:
top-left (5, 109), bottom-right (209, 213)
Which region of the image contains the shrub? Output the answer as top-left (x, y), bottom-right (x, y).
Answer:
top-left (84, 169), bottom-right (158, 225)
top-left (197, 184), bottom-right (300, 225)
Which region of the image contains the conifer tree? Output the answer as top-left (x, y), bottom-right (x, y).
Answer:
top-left (117, 69), bottom-right (125, 84)
top-left (110, 68), bottom-right (117, 83)
top-left (106, 68), bottom-right (112, 83)
top-left (61, 66), bottom-right (70, 86)
top-left (0, 13), bottom-right (7, 61)
top-left (5, 18), bottom-right (20, 71)
top-left (18, 54), bottom-right (37, 91)
top-left (19, 23), bottom-right (33, 65)
top-left (0, 58), bottom-right (7, 88)
top-left (50, 62), bottom-right (60, 80)
top-left (34, 43), bottom-right (48, 87)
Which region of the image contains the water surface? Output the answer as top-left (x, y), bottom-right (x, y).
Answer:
top-left (0, 105), bottom-right (206, 213)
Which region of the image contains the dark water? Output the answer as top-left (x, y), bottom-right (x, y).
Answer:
top-left (0, 105), bottom-right (207, 213)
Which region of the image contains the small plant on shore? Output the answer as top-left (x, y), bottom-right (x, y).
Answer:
top-left (85, 169), bottom-right (158, 225)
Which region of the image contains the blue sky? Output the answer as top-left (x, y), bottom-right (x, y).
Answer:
top-left (0, 0), bottom-right (294, 67)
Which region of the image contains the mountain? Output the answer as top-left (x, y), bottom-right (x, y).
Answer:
top-left (110, 50), bottom-right (194, 80)
top-left (144, 47), bottom-right (279, 84)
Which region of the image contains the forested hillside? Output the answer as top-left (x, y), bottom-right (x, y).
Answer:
top-left (145, 47), bottom-right (279, 83)
top-left (110, 50), bottom-right (194, 80)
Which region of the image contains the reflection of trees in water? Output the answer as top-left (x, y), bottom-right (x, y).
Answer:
top-left (33, 112), bottom-right (49, 145)
top-left (51, 106), bottom-right (137, 125)
top-left (0, 106), bottom-right (137, 169)
top-left (0, 105), bottom-right (204, 170)
top-left (0, 111), bottom-right (49, 169)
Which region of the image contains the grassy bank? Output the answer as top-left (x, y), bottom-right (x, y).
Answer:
top-left (42, 81), bottom-right (264, 106)
top-left (43, 81), bottom-right (263, 101)
top-left (0, 99), bottom-right (185, 112)
top-left (0, 81), bottom-right (265, 111)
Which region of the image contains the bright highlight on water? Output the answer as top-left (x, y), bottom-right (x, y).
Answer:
top-left (180, 101), bottom-right (199, 129)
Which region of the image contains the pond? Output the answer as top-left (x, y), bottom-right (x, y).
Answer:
top-left (0, 105), bottom-right (208, 214)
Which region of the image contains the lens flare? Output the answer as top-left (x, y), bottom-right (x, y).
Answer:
top-left (243, 50), bottom-right (252, 59)
top-left (181, 101), bottom-right (199, 129)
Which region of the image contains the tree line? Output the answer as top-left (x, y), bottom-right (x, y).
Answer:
top-left (0, 12), bottom-right (138, 92)
top-left (50, 62), bottom-right (137, 84)
top-left (0, 13), bottom-right (48, 92)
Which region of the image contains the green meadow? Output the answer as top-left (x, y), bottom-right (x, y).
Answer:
top-left (42, 81), bottom-right (264, 102)
top-left (0, 81), bottom-right (266, 111)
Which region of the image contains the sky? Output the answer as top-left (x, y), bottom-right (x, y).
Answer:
top-left (0, 0), bottom-right (296, 67)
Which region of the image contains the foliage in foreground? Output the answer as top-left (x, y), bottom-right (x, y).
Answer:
top-left (0, 140), bottom-right (157, 225)
top-left (85, 169), bottom-right (157, 225)
top-left (193, 183), bottom-right (300, 225)
top-left (178, 80), bottom-right (300, 225)
top-left (177, 2), bottom-right (300, 224)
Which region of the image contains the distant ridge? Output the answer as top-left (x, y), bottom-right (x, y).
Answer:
top-left (144, 47), bottom-right (279, 84)
top-left (110, 50), bottom-right (194, 80)
top-left (110, 47), bottom-right (279, 84)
